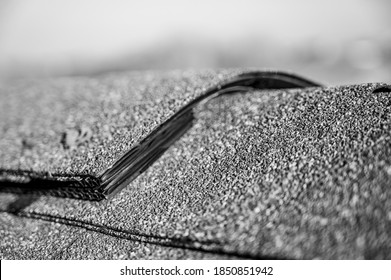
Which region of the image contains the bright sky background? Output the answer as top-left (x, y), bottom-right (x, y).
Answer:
top-left (0, 0), bottom-right (389, 83)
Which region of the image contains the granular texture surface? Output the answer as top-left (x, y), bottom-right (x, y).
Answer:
top-left (0, 212), bottom-right (230, 259)
top-left (0, 69), bottom-right (243, 176)
top-left (1, 75), bottom-right (390, 259)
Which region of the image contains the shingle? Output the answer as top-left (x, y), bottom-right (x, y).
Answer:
top-left (0, 69), bottom-right (241, 176)
top-left (0, 212), bottom-right (233, 259)
top-left (0, 69), bottom-right (318, 200)
top-left (59, 230), bottom-right (238, 260)
top-left (0, 212), bottom-right (85, 259)
top-left (1, 74), bottom-right (390, 259)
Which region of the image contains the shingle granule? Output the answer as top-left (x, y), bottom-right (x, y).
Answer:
top-left (1, 79), bottom-right (390, 259)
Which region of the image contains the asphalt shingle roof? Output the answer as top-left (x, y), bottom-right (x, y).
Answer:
top-left (0, 70), bottom-right (390, 259)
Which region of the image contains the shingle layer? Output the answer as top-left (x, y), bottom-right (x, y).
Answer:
top-left (0, 70), bottom-right (318, 200)
top-left (1, 70), bottom-right (243, 176)
top-left (0, 71), bottom-right (390, 259)
top-left (0, 213), bottom-right (231, 259)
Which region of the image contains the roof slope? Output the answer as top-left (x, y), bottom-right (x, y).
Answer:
top-left (0, 70), bottom-right (391, 259)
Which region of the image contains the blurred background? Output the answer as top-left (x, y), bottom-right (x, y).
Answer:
top-left (0, 0), bottom-right (390, 85)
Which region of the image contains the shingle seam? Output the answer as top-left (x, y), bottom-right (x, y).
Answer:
top-left (0, 71), bottom-right (320, 201)
top-left (1, 209), bottom-right (287, 259)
